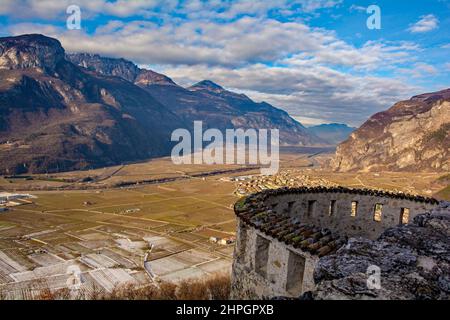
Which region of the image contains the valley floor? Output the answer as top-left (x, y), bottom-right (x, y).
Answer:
top-left (0, 149), bottom-right (447, 298)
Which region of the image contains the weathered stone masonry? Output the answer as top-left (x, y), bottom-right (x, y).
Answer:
top-left (231, 186), bottom-right (439, 299)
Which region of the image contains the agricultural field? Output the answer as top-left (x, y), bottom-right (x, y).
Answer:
top-left (0, 173), bottom-right (239, 297)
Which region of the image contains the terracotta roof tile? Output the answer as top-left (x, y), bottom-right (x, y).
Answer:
top-left (237, 206), bottom-right (346, 256)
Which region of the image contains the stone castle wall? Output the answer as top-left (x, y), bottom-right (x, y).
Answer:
top-left (265, 191), bottom-right (436, 240)
top-left (231, 187), bottom-right (439, 299)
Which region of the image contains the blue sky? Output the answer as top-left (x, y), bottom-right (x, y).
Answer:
top-left (0, 0), bottom-right (449, 126)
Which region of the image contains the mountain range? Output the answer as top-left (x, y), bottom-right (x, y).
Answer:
top-left (2, 34), bottom-right (446, 175)
top-left (0, 34), bottom-right (324, 174)
top-left (66, 52), bottom-right (323, 146)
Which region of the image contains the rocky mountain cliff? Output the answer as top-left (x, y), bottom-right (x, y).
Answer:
top-left (67, 53), bottom-right (324, 146)
top-left (331, 89), bottom-right (450, 172)
top-left (66, 53), bottom-right (176, 86)
top-left (0, 34), bottom-right (184, 174)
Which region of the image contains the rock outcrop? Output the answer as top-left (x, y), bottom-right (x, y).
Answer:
top-left (312, 202), bottom-right (450, 300)
top-left (0, 34), bottom-right (65, 74)
top-left (331, 89), bottom-right (450, 172)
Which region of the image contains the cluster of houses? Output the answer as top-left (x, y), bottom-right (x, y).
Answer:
top-left (234, 171), bottom-right (336, 196)
top-left (209, 236), bottom-right (236, 246)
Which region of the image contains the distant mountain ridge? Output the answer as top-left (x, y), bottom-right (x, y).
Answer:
top-left (308, 123), bottom-right (355, 145)
top-left (0, 34), bottom-right (323, 174)
top-left (331, 88), bottom-right (450, 172)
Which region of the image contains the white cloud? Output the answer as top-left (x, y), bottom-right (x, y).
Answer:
top-left (299, 0), bottom-right (343, 13)
top-left (0, 0), bottom-right (342, 21)
top-left (398, 62), bottom-right (439, 78)
top-left (408, 14), bottom-right (439, 33)
top-left (0, 0), bottom-right (173, 19)
top-left (349, 4), bottom-right (366, 12)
